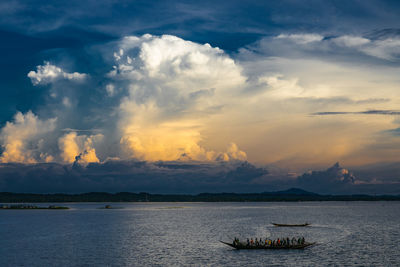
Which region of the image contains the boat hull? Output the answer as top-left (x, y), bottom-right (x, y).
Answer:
top-left (272, 223), bottom-right (310, 227)
top-left (220, 241), bottom-right (315, 250)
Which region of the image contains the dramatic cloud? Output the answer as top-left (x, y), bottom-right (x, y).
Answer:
top-left (0, 31), bottom-right (399, 192)
top-left (27, 62), bottom-right (87, 85)
top-left (1, 34), bottom-right (248, 165)
top-left (0, 159), bottom-right (398, 194)
top-left (296, 162), bottom-right (355, 194)
top-left (1, 1), bottom-right (400, 195)
top-left (110, 34), bottom-right (246, 161)
top-left (58, 132), bottom-right (102, 165)
top-left (0, 111), bottom-right (56, 163)
top-left (0, 160), bottom-right (270, 193)
top-left (229, 31), bottom-right (400, 169)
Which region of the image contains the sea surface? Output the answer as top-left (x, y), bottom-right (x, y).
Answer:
top-left (0, 201), bottom-right (399, 266)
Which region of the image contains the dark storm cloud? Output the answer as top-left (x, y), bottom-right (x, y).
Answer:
top-left (295, 162), bottom-right (400, 195)
top-left (311, 110), bottom-right (400, 116)
top-left (1, 160), bottom-right (398, 195)
top-left (0, 160), bottom-right (270, 194)
top-left (296, 162), bottom-right (355, 194)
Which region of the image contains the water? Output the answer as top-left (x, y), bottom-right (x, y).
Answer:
top-left (0, 202), bottom-right (399, 266)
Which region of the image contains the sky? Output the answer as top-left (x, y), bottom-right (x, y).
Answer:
top-left (1, 0), bottom-right (400, 194)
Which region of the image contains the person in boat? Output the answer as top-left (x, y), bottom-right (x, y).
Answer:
top-left (292, 237), bottom-right (296, 245)
top-left (250, 238), bottom-right (254, 246)
top-left (277, 238), bottom-right (281, 246)
top-left (247, 238), bottom-right (250, 246)
top-left (301, 237), bottom-right (305, 245)
top-left (298, 237), bottom-right (301, 244)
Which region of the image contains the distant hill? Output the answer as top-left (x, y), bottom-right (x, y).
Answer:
top-left (0, 188), bottom-right (399, 203)
top-left (268, 188), bottom-right (319, 196)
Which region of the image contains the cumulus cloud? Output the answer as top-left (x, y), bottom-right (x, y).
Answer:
top-left (1, 34), bottom-right (248, 165)
top-left (0, 111), bottom-right (56, 163)
top-left (2, 32), bottom-right (400, 174)
top-left (58, 132), bottom-right (102, 165)
top-left (110, 34), bottom-right (247, 162)
top-left (27, 62), bottom-right (87, 85)
top-left (216, 143), bottom-right (247, 161)
top-left (296, 162), bottom-right (356, 194)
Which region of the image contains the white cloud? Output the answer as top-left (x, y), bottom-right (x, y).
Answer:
top-left (27, 62), bottom-right (87, 85)
top-left (332, 35), bottom-right (370, 47)
top-left (361, 38), bottom-right (400, 60)
top-left (3, 32), bottom-right (399, 169)
top-left (275, 33), bottom-right (324, 44)
top-left (1, 34), bottom-right (249, 164)
top-left (62, 97), bottom-right (71, 107)
top-left (110, 34), bottom-right (247, 161)
top-left (272, 33), bottom-right (400, 62)
top-left (105, 83), bottom-right (116, 96)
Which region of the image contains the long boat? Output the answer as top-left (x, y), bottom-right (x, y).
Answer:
top-left (220, 241), bottom-right (315, 250)
top-left (272, 222), bottom-right (310, 227)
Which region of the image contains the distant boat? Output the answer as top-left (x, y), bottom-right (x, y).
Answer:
top-left (272, 222), bottom-right (310, 227)
top-left (220, 241), bottom-right (315, 250)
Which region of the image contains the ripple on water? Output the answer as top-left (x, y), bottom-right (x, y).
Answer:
top-left (0, 202), bottom-right (399, 266)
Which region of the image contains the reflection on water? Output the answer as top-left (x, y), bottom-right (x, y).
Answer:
top-left (0, 202), bottom-right (399, 266)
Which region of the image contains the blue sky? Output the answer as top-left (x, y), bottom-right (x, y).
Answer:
top-left (1, 0), bottom-right (400, 193)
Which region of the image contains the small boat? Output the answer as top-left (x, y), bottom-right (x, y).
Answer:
top-left (220, 241), bottom-right (315, 250)
top-left (272, 223), bottom-right (310, 227)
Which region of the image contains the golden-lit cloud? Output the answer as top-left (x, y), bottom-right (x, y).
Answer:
top-left (58, 132), bottom-right (101, 165)
top-left (1, 33), bottom-right (400, 171)
top-left (0, 111), bottom-right (56, 163)
top-left (113, 34), bottom-right (247, 162)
